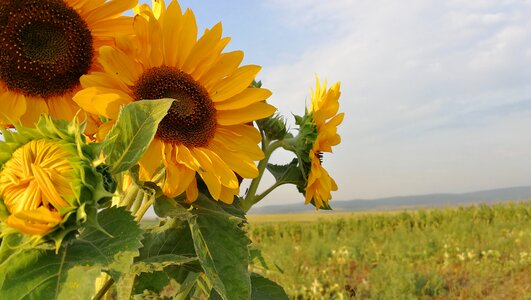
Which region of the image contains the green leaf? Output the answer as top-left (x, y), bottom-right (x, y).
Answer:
top-left (189, 195), bottom-right (251, 300)
top-left (154, 196), bottom-right (190, 219)
top-left (250, 273), bottom-right (289, 300)
top-left (127, 217), bottom-right (198, 298)
top-left (0, 207), bottom-right (143, 300)
top-left (267, 159), bottom-right (305, 187)
top-left (249, 247), bottom-right (283, 274)
top-left (103, 99), bottom-right (174, 174)
top-left (0, 233), bottom-right (24, 264)
top-left (138, 217), bottom-right (196, 260)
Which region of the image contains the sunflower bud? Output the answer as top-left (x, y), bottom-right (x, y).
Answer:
top-left (0, 116), bottom-right (111, 243)
top-left (257, 114), bottom-right (290, 141)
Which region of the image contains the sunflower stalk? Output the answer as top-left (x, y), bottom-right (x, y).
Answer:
top-left (241, 138), bottom-right (286, 212)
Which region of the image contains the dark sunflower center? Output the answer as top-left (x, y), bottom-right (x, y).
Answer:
top-left (0, 0), bottom-right (93, 98)
top-left (133, 66), bottom-right (217, 147)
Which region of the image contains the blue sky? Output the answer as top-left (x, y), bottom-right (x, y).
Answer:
top-left (137, 1), bottom-right (531, 207)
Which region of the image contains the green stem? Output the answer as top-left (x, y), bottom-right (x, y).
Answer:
top-left (252, 181), bottom-right (283, 204)
top-left (135, 196), bottom-right (155, 222)
top-left (121, 184), bottom-right (139, 209)
top-left (241, 139), bottom-right (284, 212)
top-left (129, 190), bottom-right (145, 216)
top-left (92, 277), bottom-right (114, 300)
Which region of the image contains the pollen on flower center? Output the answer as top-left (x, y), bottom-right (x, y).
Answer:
top-left (133, 66), bottom-right (217, 147)
top-left (0, 0), bottom-right (93, 98)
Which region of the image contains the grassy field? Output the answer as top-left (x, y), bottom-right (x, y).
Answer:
top-left (248, 202), bottom-right (531, 299)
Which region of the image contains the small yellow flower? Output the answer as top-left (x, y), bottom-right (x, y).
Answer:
top-left (0, 116), bottom-right (112, 240)
top-left (304, 78), bottom-right (343, 209)
top-left (74, 0), bottom-right (276, 203)
top-left (0, 140), bottom-right (79, 235)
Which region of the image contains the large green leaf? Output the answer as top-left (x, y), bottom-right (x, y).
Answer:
top-left (0, 208), bottom-right (142, 300)
top-left (189, 196), bottom-right (251, 300)
top-left (103, 99), bottom-right (174, 174)
top-left (250, 273), bottom-right (289, 300)
top-left (126, 217), bottom-right (198, 298)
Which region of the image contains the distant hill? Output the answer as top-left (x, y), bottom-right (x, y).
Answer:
top-left (249, 186), bottom-right (531, 214)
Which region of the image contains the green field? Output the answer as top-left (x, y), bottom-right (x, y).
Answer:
top-left (248, 202), bottom-right (531, 299)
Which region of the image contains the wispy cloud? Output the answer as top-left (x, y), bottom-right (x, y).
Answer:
top-left (257, 0), bottom-right (531, 202)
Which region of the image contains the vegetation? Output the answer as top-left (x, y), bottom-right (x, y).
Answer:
top-left (248, 202), bottom-right (531, 299)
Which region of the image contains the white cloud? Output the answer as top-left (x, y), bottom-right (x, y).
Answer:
top-left (255, 0), bottom-right (531, 204)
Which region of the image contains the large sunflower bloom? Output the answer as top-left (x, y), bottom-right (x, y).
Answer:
top-left (304, 79), bottom-right (343, 209)
top-left (0, 116), bottom-right (111, 238)
top-left (74, 0), bottom-right (276, 203)
top-left (0, 0), bottom-right (137, 129)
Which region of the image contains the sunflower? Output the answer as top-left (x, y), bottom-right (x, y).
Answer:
top-left (74, 0), bottom-right (276, 203)
top-left (0, 116), bottom-right (111, 238)
top-left (303, 79), bottom-right (343, 209)
top-left (0, 0), bottom-right (137, 130)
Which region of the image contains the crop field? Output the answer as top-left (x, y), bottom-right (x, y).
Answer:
top-left (247, 202), bottom-right (531, 299)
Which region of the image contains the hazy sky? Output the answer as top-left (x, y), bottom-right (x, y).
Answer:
top-left (143, 0), bottom-right (531, 207)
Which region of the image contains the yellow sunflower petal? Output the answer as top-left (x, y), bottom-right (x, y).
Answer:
top-left (139, 139), bottom-right (163, 180)
top-left (201, 51), bottom-right (244, 89)
top-left (0, 90), bottom-right (26, 126)
top-left (81, 72), bottom-right (132, 92)
top-left (192, 148), bottom-right (238, 189)
top-left (146, 10), bottom-right (164, 67)
top-left (209, 141), bottom-right (259, 178)
top-left (215, 88), bottom-right (272, 111)
top-left (97, 121), bottom-right (115, 141)
top-left (162, 1), bottom-right (183, 66)
top-left (217, 102), bottom-right (276, 126)
top-left (152, 0), bottom-right (166, 19)
top-left (99, 46), bottom-right (143, 86)
top-left (5, 215), bottom-right (52, 236)
top-left (163, 161), bottom-right (196, 198)
top-left (73, 87), bottom-right (133, 118)
top-left (189, 149), bottom-right (222, 200)
top-left (182, 22), bottom-right (223, 74)
top-left (175, 9), bottom-right (198, 68)
top-left (47, 95), bottom-right (79, 122)
top-left (31, 164), bottom-right (70, 209)
top-left (90, 16), bottom-right (134, 36)
top-left (213, 127), bottom-right (264, 160)
top-left (13, 206), bottom-right (63, 225)
top-left (191, 37), bottom-right (230, 80)
top-left (175, 144), bottom-right (200, 170)
top-left (210, 65), bottom-right (262, 102)
top-left (19, 97), bottom-right (49, 127)
top-left (85, 0), bottom-right (137, 24)
top-left (185, 178), bottom-right (199, 203)
top-left (219, 185), bottom-right (238, 204)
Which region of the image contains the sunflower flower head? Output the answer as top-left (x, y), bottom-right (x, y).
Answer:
top-left (0, 115), bottom-right (113, 248)
top-left (0, 0), bottom-right (137, 131)
top-left (74, 0), bottom-right (276, 204)
top-left (294, 78), bottom-right (343, 209)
